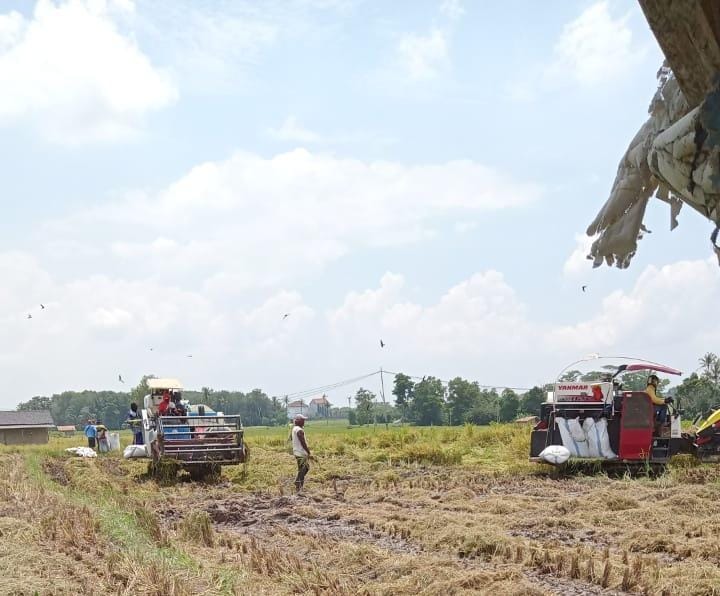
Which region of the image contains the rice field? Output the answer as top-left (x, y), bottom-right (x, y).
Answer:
top-left (1, 421), bottom-right (719, 595)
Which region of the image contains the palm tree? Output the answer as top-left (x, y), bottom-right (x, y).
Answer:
top-left (710, 360), bottom-right (720, 389)
top-left (699, 353), bottom-right (717, 377)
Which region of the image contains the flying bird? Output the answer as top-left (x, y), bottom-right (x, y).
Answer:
top-left (27, 314), bottom-right (32, 319)
top-left (118, 374), bottom-right (124, 383)
top-left (582, 285), bottom-right (587, 292)
top-left (282, 313), bottom-right (289, 320)
top-left (40, 304), bottom-right (45, 310)
top-left (149, 347), bottom-right (153, 351)
top-left (380, 339), bottom-right (385, 348)
top-left (186, 354), bottom-right (193, 358)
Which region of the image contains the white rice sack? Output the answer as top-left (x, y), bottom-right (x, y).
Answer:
top-left (594, 417), bottom-right (617, 459)
top-left (65, 447), bottom-right (97, 458)
top-left (539, 445), bottom-right (571, 465)
top-left (567, 417), bottom-right (590, 457)
top-left (556, 418), bottom-right (574, 455)
top-left (109, 433), bottom-right (121, 451)
top-left (582, 418), bottom-right (602, 458)
top-left (557, 418), bottom-right (581, 457)
top-left (123, 444), bottom-right (148, 459)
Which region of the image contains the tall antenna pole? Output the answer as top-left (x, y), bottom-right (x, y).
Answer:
top-left (380, 367), bottom-right (388, 429)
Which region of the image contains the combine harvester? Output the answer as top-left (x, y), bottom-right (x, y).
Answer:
top-left (137, 378), bottom-right (248, 480)
top-left (529, 359), bottom-right (720, 473)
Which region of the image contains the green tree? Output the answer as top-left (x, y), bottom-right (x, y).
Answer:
top-left (519, 386), bottom-right (545, 416)
top-left (392, 373), bottom-right (414, 419)
top-left (446, 377), bottom-right (480, 425)
top-left (410, 377), bottom-right (445, 426)
top-left (354, 388), bottom-right (375, 425)
top-left (558, 370), bottom-right (582, 382)
top-left (676, 373), bottom-right (717, 418)
top-left (465, 389), bottom-right (499, 425)
top-left (618, 371), bottom-right (669, 392)
top-left (498, 388), bottom-right (519, 422)
top-left (699, 352), bottom-right (718, 377)
top-left (16, 396), bottom-right (52, 411)
top-left (130, 375), bottom-right (156, 408)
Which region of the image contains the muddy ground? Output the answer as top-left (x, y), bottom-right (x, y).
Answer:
top-left (150, 466), bottom-right (720, 595)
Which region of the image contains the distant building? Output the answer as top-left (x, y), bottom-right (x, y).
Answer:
top-left (56, 425), bottom-right (76, 436)
top-left (308, 395), bottom-right (331, 418)
top-left (287, 400), bottom-right (307, 419)
top-left (0, 411), bottom-right (55, 445)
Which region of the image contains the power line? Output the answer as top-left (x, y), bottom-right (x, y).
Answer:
top-left (280, 368), bottom-right (535, 406)
top-left (381, 369), bottom-right (534, 392)
top-left (282, 370), bottom-right (380, 401)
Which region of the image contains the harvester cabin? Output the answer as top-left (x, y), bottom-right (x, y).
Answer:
top-left (0, 410), bottom-right (55, 445)
top-left (144, 377), bottom-right (184, 415)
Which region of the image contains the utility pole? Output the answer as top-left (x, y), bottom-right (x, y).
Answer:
top-left (380, 367), bottom-right (388, 429)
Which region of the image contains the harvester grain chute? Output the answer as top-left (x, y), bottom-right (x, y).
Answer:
top-left (529, 359), bottom-right (720, 472)
top-left (137, 378), bottom-right (248, 481)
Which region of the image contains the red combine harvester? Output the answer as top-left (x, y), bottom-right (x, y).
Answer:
top-left (529, 359), bottom-right (696, 472)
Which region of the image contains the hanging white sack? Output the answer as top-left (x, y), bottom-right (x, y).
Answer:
top-left (557, 417), bottom-right (589, 457)
top-left (582, 418), bottom-right (602, 458)
top-left (567, 417), bottom-right (591, 457)
top-left (595, 417), bottom-right (617, 459)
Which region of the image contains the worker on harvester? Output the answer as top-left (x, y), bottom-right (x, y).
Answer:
top-left (646, 374), bottom-right (673, 433)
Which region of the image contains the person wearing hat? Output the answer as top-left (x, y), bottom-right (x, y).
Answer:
top-left (291, 414), bottom-right (311, 493)
top-left (646, 374), bottom-right (673, 431)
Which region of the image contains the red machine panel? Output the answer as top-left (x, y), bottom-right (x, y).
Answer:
top-left (618, 392), bottom-right (654, 460)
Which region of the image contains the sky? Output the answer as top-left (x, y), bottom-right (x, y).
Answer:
top-left (1, 0), bottom-right (719, 408)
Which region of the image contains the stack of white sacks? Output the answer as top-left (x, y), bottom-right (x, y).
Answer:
top-left (556, 417), bottom-right (616, 459)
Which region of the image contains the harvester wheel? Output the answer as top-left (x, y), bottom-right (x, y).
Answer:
top-left (149, 457), bottom-right (180, 484)
top-left (188, 463), bottom-right (222, 482)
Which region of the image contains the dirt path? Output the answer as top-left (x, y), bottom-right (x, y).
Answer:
top-left (204, 493), bottom-right (422, 555)
top-left (185, 490), bottom-right (630, 596)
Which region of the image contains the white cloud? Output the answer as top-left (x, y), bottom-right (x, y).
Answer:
top-left (563, 233), bottom-right (595, 276)
top-left (547, 1), bottom-right (641, 87)
top-left (327, 261), bottom-right (720, 388)
top-left (507, 1), bottom-right (645, 101)
top-left (397, 28), bottom-right (449, 81)
top-left (0, 0), bottom-right (177, 143)
top-left (439, 0), bottom-right (464, 21)
top-left (141, 4), bottom-right (277, 92)
top-left (548, 258), bottom-right (720, 359)
top-left (268, 115), bottom-right (397, 147)
top-left (268, 115), bottom-right (323, 143)
top-left (2, 252), bottom-right (718, 404)
top-left (49, 149), bottom-right (542, 289)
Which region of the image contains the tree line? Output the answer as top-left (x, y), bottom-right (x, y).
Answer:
top-left (16, 376), bottom-right (287, 430)
top-left (349, 351), bottom-right (720, 427)
top-left (348, 374), bottom-right (546, 426)
top-left (16, 352), bottom-right (720, 429)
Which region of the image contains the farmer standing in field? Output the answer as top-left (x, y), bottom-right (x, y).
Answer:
top-left (127, 402), bottom-right (143, 445)
top-left (291, 414), bottom-right (311, 493)
top-left (84, 419), bottom-right (97, 449)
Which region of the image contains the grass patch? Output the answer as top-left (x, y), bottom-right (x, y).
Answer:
top-left (4, 422), bottom-right (720, 595)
